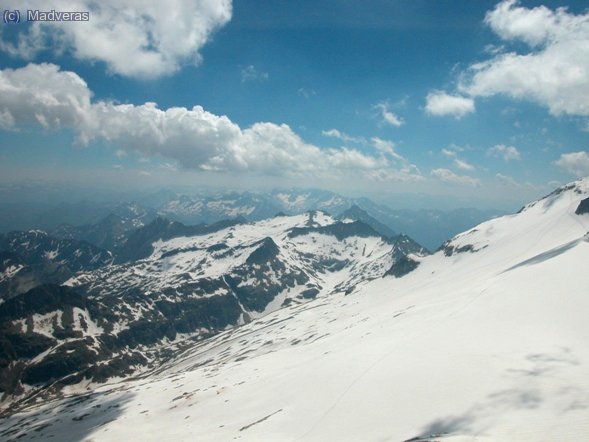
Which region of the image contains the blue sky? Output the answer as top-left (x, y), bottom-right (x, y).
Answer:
top-left (1, 0), bottom-right (588, 210)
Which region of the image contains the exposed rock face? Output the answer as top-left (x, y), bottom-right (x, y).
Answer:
top-left (0, 231), bottom-right (114, 299)
top-left (386, 256), bottom-right (420, 278)
top-left (288, 220), bottom-right (381, 241)
top-left (114, 217), bottom-right (245, 263)
top-left (442, 243), bottom-right (476, 257)
top-left (0, 283), bottom-right (242, 397)
top-left (0, 231), bottom-right (113, 272)
top-left (338, 205), bottom-right (397, 238)
top-left (576, 197), bottom-right (589, 215)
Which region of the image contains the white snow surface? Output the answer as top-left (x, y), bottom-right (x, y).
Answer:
top-left (2, 179), bottom-right (589, 441)
top-left (1, 264), bottom-right (23, 280)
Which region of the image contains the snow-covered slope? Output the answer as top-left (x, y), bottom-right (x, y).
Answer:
top-left (2, 179), bottom-right (588, 441)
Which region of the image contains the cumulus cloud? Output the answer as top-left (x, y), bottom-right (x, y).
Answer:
top-left (424, 91), bottom-right (475, 118)
top-left (241, 65), bottom-right (268, 83)
top-left (431, 168), bottom-right (480, 187)
top-left (555, 151), bottom-right (589, 178)
top-left (0, 63), bottom-right (93, 130)
top-left (0, 63), bottom-right (423, 183)
top-left (375, 103), bottom-right (404, 127)
top-left (457, 0), bottom-right (589, 118)
top-left (487, 144), bottom-right (521, 161)
top-left (0, 0), bottom-right (232, 78)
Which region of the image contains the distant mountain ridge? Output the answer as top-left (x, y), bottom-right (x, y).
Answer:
top-left (0, 188), bottom-right (504, 251)
top-left (157, 189), bottom-right (504, 250)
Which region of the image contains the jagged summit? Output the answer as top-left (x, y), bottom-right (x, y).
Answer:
top-left (339, 204), bottom-right (397, 238)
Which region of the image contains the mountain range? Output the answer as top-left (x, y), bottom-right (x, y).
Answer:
top-left (1, 179), bottom-right (587, 441)
top-left (0, 210), bottom-right (427, 408)
top-left (0, 188), bottom-right (504, 251)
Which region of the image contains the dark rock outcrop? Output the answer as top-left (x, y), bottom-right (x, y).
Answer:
top-left (575, 197), bottom-right (589, 215)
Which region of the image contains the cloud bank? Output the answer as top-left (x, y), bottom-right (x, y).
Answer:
top-left (0, 63), bottom-right (423, 183)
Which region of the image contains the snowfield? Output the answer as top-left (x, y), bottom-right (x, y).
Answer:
top-left (1, 179), bottom-right (589, 441)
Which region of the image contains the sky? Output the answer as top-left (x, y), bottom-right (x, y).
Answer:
top-left (0, 0), bottom-right (588, 210)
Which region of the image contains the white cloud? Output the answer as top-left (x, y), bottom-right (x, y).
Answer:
top-left (441, 148), bottom-right (457, 158)
top-left (484, 0), bottom-right (579, 47)
top-left (431, 168), bottom-right (480, 187)
top-left (453, 158), bottom-right (475, 171)
top-left (0, 63), bottom-right (423, 183)
top-left (241, 65), bottom-right (268, 83)
top-left (321, 129), bottom-right (365, 144)
top-left (0, 63), bottom-right (92, 130)
top-left (487, 144), bottom-right (521, 161)
top-left (371, 137), bottom-right (406, 162)
top-left (372, 164), bottom-right (423, 183)
top-left (495, 172), bottom-right (519, 186)
top-left (0, 1), bottom-right (232, 78)
top-left (458, 0), bottom-right (589, 118)
top-left (424, 91), bottom-right (475, 118)
top-left (441, 145), bottom-right (474, 171)
top-left (484, 44), bottom-right (505, 55)
top-left (375, 103), bottom-right (404, 127)
top-left (555, 151), bottom-right (589, 178)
